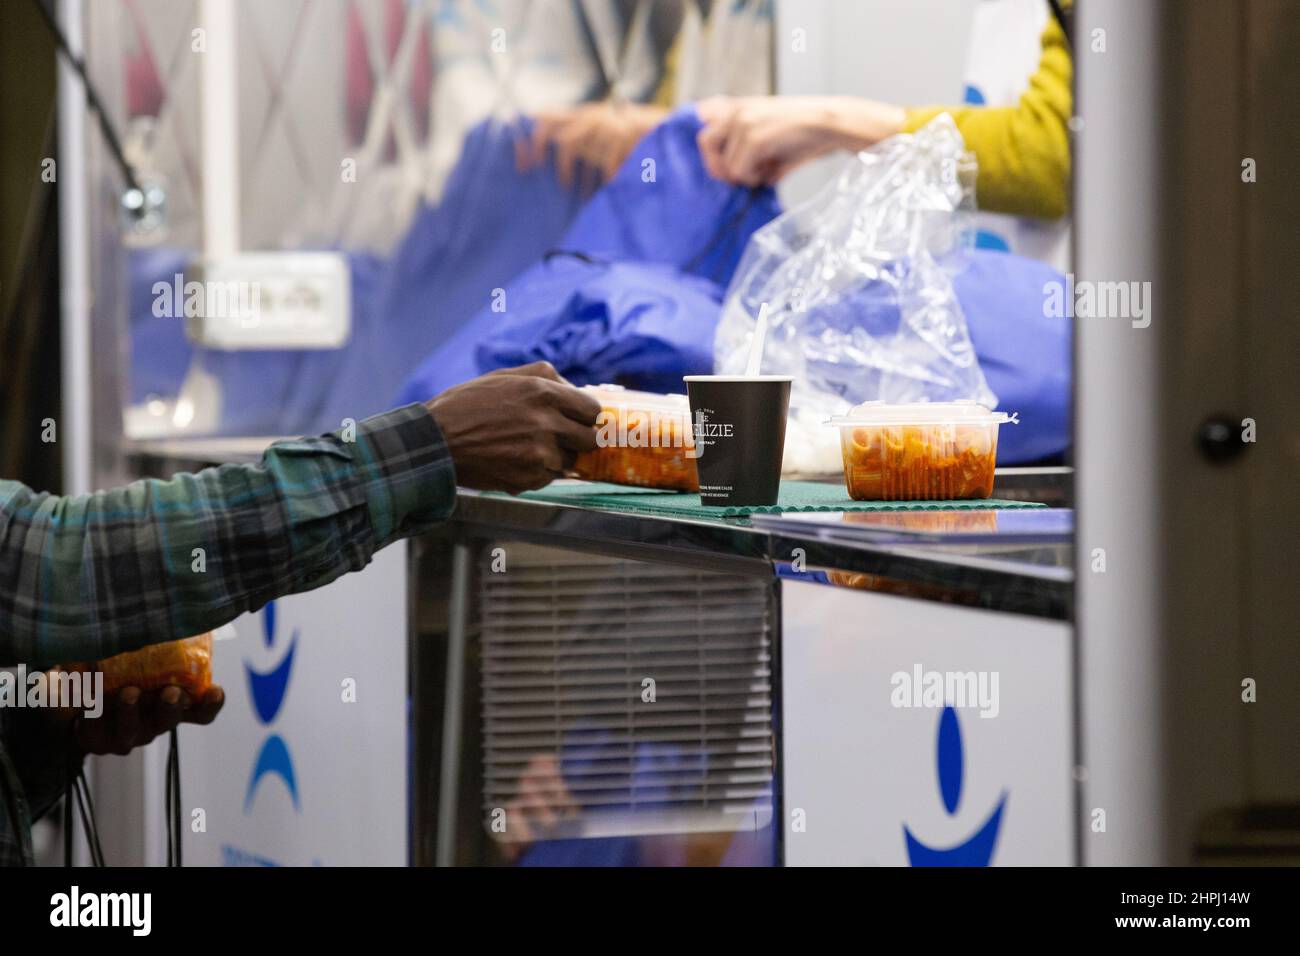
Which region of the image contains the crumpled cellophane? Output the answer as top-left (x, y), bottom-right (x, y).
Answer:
top-left (714, 114), bottom-right (997, 474)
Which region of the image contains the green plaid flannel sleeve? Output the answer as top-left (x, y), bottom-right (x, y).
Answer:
top-left (0, 403), bottom-right (456, 669)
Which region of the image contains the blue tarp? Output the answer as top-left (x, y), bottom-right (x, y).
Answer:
top-left (128, 117), bottom-right (585, 436)
top-left (397, 107), bottom-right (781, 403)
top-left (470, 257), bottom-right (726, 395)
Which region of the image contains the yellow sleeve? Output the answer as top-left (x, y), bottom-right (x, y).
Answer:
top-left (653, 31), bottom-right (681, 107)
top-left (903, 13), bottom-right (1072, 220)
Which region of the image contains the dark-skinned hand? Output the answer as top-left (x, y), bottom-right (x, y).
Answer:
top-left (47, 677), bottom-right (226, 757)
top-left (425, 362), bottom-right (601, 495)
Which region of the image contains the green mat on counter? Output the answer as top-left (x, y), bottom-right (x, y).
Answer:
top-left (514, 480), bottom-right (1045, 519)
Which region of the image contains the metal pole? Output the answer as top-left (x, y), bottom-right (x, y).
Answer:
top-left (199, 0), bottom-right (240, 261)
top-left (1073, 0), bottom-right (1168, 865)
top-left (435, 542), bottom-right (472, 866)
top-left (56, 0), bottom-right (91, 498)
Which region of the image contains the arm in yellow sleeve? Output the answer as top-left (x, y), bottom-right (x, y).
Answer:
top-left (654, 30), bottom-right (681, 107)
top-left (903, 14), bottom-right (1072, 220)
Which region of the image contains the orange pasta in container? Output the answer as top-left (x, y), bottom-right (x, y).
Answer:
top-left (573, 386), bottom-right (699, 491)
top-left (73, 633), bottom-right (214, 697)
top-left (827, 402), bottom-right (1017, 501)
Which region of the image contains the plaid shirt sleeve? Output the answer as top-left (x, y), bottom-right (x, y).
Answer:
top-left (0, 403), bottom-right (456, 669)
top-left (0, 404), bottom-right (454, 866)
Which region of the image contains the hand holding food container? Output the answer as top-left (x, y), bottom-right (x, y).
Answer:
top-left (61, 633), bottom-right (225, 756)
top-left (427, 362), bottom-right (602, 494)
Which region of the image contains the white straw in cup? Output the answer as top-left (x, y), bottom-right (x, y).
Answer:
top-left (745, 302), bottom-right (770, 378)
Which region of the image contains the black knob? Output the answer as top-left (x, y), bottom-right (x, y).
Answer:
top-left (1197, 415), bottom-right (1248, 464)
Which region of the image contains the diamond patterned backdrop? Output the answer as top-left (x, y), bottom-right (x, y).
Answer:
top-left (87, 0), bottom-right (772, 255)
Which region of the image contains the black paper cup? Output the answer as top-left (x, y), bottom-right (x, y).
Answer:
top-left (683, 375), bottom-right (793, 507)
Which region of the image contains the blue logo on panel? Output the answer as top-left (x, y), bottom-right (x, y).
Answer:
top-left (244, 602), bottom-right (300, 812)
top-left (903, 706), bottom-right (1007, 866)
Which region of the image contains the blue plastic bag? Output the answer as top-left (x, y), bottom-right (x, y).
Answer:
top-left (952, 249), bottom-right (1071, 463)
top-left (397, 107), bottom-right (780, 402)
top-left (475, 256), bottom-right (725, 394)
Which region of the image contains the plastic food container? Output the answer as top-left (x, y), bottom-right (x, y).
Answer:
top-left (827, 402), bottom-right (1017, 501)
top-left (69, 632), bottom-right (214, 697)
top-left (573, 385), bottom-right (699, 491)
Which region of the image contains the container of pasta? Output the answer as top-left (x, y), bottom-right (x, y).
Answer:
top-left (827, 402), bottom-right (1017, 501)
top-left (69, 632), bottom-right (214, 698)
top-left (573, 385), bottom-right (699, 491)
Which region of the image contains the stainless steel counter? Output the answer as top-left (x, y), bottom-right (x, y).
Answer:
top-left (444, 483), bottom-right (1072, 621)
top-left (125, 438), bottom-right (1072, 620)
top-left (410, 473), bottom-right (1072, 866)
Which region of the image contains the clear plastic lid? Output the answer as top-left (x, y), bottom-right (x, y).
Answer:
top-left (581, 384), bottom-right (691, 413)
top-left (826, 401), bottom-right (1019, 427)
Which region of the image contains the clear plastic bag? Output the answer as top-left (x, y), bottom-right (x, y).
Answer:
top-left (714, 114), bottom-right (996, 474)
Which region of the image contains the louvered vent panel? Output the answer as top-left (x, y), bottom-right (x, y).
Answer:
top-left (481, 546), bottom-right (775, 840)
